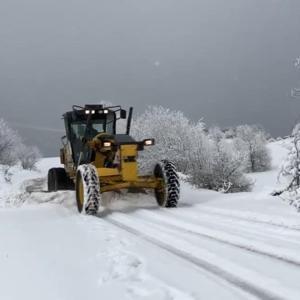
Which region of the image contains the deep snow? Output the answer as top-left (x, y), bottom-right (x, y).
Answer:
top-left (0, 140), bottom-right (300, 300)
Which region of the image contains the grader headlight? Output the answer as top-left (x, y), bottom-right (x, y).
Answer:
top-left (103, 141), bottom-right (112, 148)
top-left (143, 139), bottom-right (155, 146)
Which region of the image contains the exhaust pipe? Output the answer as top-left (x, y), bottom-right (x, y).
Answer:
top-left (126, 107), bottom-right (133, 135)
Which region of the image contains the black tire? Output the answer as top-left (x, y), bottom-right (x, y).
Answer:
top-left (76, 164), bottom-right (101, 215)
top-left (48, 168), bottom-right (74, 192)
top-left (154, 160), bottom-right (180, 208)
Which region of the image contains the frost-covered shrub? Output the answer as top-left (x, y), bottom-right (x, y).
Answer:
top-left (235, 125), bottom-right (271, 172)
top-left (131, 106), bottom-right (251, 193)
top-left (18, 145), bottom-right (41, 170)
top-left (208, 126), bottom-right (225, 142)
top-left (187, 133), bottom-right (252, 193)
top-left (0, 118), bottom-right (41, 171)
top-left (0, 165), bottom-right (13, 183)
top-left (131, 106), bottom-right (193, 173)
top-left (185, 122), bottom-right (211, 181)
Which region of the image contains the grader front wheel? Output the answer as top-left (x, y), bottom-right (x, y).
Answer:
top-left (154, 160), bottom-right (180, 208)
top-left (76, 164), bottom-right (101, 215)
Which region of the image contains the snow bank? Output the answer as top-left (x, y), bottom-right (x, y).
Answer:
top-left (0, 158), bottom-right (61, 208)
top-left (1, 140), bottom-right (300, 300)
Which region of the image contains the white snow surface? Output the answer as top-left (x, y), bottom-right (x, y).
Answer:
top-left (1, 140), bottom-right (300, 300)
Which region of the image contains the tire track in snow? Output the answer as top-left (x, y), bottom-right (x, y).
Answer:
top-left (104, 215), bottom-right (292, 300)
top-left (130, 210), bottom-right (300, 268)
top-left (183, 207), bottom-right (300, 232)
top-left (164, 209), bottom-right (300, 247)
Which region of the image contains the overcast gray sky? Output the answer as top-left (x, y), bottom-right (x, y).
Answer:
top-left (0, 0), bottom-right (300, 156)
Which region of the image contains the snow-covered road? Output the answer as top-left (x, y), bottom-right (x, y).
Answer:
top-left (1, 141), bottom-right (300, 300)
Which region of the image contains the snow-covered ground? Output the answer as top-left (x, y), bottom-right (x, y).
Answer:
top-left (1, 140), bottom-right (300, 300)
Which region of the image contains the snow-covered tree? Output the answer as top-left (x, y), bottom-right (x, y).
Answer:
top-left (0, 119), bottom-right (20, 166)
top-left (277, 124), bottom-right (300, 211)
top-left (280, 125), bottom-right (300, 181)
top-left (223, 127), bottom-right (236, 139)
top-left (235, 125), bottom-right (271, 172)
top-left (281, 56), bottom-right (300, 197)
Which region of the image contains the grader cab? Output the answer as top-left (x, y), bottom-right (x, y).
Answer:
top-left (48, 104), bottom-right (180, 215)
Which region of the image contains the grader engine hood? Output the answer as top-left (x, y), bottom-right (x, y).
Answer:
top-left (114, 134), bottom-right (137, 145)
top-left (113, 135), bottom-right (155, 181)
top-left (89, 133), bottom-right (155, 182)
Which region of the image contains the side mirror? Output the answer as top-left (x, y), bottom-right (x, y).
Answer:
top-left (120, 109), bottom-right (127, 119)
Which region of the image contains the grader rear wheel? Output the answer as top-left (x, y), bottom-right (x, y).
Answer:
top-left (76, 164), bottom-right (101, 215)
top-left (48, 168), bottom-right (74, 192)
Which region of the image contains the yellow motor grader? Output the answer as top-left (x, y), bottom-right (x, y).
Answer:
top-left (48, 105), bottom-right (180, 215)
